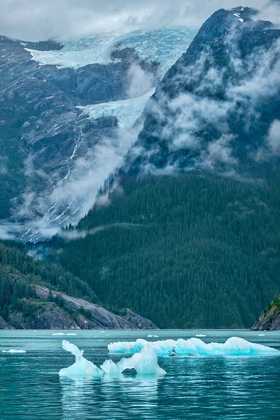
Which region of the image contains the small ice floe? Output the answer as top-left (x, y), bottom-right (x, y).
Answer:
top-left (59, 340), bottom-right (166, 378)
top-left (148, 335), bottom-right (159, 338)
top-left (108, 337), bottom-right (280, 357)
top-left (2, 349), bottom-right (26, 354)
top-left (258, 334), bottom-right (265, 337)
top-left (238, 19), bottom-right (244, 23)
top-left (66, 333), bottom-right (77, 336)
top-left (52, 333), bottom-right (65, 336)
top-left (196, 334), bottom-right (206, 338)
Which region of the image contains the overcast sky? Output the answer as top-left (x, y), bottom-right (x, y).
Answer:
top-left (0, 0), bottom-right (275, 41)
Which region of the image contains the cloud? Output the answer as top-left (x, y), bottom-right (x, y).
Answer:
top-left (266, 120), bottom-right (280, 155)
top-left (129, 14), bottom-right (280, 175)
top-left (0, 0), bottom-right (269, 42)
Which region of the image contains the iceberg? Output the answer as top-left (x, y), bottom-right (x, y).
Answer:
top-left (59, 340), bottom-right (104, 378)
top-left (59, 341), bottom-right (165, 378)
top-left (108, 337), bottom-right (280, 357)
top-left (101, 345), bottom-right (166, 376)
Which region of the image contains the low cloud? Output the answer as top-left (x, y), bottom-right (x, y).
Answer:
top-left (0, 0), bottom-right (269, 42)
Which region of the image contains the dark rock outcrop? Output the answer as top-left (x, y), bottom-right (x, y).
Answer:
top-left (0, 34), bottom-right (159, 240)
top-left (252, 296), bottom-right (280, 330)
top-left (123, 7), bottom-right (280, 177)
top-left (19, 285), bottom-right (158, 330)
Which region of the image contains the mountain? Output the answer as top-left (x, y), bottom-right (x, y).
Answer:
top-left (124, 7), bottom-right (280, 177)
top-left (48, 7), bottom-right (280, 329)
top-left (0, 28), bottom-right (196, 242)
top-left (252, 296), bottom-right (280, 330)
top-left (0, 242), bottom-right (157, 329)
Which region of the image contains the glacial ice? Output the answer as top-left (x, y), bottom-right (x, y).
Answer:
top-left (78, 88), bottom-right (155, 129)
top-left (108, 337), bottom-right (280, 357)
top-left (25, 27), bottom-right (197, 75)
top-left (59, 340), bottom-right (104, 378)
top-left (59, 340), bottom-right (166, 378)
top-left (101, 345), bottom-right (166, 376)
top-left (2, 349), bottom-right (26, 353)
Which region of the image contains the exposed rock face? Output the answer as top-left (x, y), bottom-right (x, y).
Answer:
top-left (124, 7), bottom-right (280, 177)
top-left (252, 297), bottom-right (280, 331)
top-left (0, 315), bottom-right (12, 329)
top-left (0, 35), bottom-right (159, 240)
top-left (34, 285), bottom-right (158, 330)
top-left (4, 285), bottom-right (158, 330)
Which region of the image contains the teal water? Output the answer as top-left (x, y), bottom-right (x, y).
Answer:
top-left (0, 330), bottom-right (279, 419)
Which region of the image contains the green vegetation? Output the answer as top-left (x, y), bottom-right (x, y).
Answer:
top-left (0, 242), bottom-right (97, 325)
top-left (53, 173), bottom-right (280, 329)
top-left (263, 296), bottom-right (280, 317)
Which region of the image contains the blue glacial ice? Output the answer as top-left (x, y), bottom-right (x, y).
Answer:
top-left (25, 27), bottom-right (198, 75)
top-left (108, 337), bottom-right (280, 357)
top-left (78, 88), bottom-right (155, 129)
top-left (59, 340), bottom-right (166, 378)
top-left (59, 340), bottom-right (104, 378)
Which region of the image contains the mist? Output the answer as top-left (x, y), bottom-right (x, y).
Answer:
top-left (0, 0), bottom-right (271, 42)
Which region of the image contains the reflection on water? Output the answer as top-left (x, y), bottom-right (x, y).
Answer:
top-left (60, 376), bottom-right (159, 419)
top-left (0, 330), bottom-right (280, 419)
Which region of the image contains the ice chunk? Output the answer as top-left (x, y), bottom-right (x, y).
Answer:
top-left (66, 333), bottom-right (77, 336)
top-left (52, 332), bottom-right (65, 336)
top-left (101, 345), bottom-right (166, 376)
top-left (108, 337), bottom-right (280, 357)
top-left (196, 334), bottom-right (206, 337)
top-left (59, 340), bottom-right (104, 378)
top-left (2, 349), bottom-right (26, 353)
top-left (59, 341), bottom-right (165, 377)
top-left (148, 335), bottom-right (159, 338)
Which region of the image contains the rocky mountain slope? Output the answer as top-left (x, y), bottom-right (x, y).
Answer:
top-left (252, 296), bottom-right (280, 331)
top-left (49, 7), bottom-right (280, 329)
top-left (0, 242), bottom-right (157, 329)
top-left (123, 7), bottom-right (280, 177)
top-left (0, 28), bottom-right (196, 242)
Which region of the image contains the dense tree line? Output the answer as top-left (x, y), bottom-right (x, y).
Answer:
top-left (53, 173), bottom-right (280, 328)
top-left (0, 242), bottom-right (98, 323)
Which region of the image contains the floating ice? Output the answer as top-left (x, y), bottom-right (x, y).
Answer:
top-left (148, 335), bottom-right (159, 338)
top-left (101, 345), bottom-right (166, 376)
top-left (196, 334), bottom-right (206, 337)
top-left (59, 341), bottom-right (165, 378)
top-left (66, 333), bottom-right (77, 336)
top-left (108, 337), bottom-right (280, 357)
top-left (2, 349), bottom-right (26, 353)
top-left (52, 333), bottom-right (65, 336)
top-left (59, 340), bottom-right (104, 378)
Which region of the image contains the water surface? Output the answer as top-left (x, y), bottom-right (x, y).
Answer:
top-left (0, 329), bottom-right (279, 419)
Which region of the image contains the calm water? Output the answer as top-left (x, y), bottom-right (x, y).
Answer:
top-left (0, 330), bottom-right (280, 419)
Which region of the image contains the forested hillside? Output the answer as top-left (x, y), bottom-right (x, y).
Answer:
top-left (52, 173), bottom-right (280, 328)
top-left (0, 242), bottom-right (97, 327)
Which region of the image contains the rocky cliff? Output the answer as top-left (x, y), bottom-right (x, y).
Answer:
top-left (1, 284), bottom-right (158, 330)
top-left (252, 296), bottom-right (280, 331)
top-left (124, 7), bottom-right (280, 177)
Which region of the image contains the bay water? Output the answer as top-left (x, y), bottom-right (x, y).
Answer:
top-left (0, 329), bottom-right (279, 419)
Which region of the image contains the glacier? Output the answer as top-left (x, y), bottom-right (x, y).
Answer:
top-left (108, 337), bottom-right (280, 357)
top-left (25, 27), bottom-right (197, 75)
top-left (59, 340), bottom-right (166, 378)
top-left (77, 88), bottom-right (155, 129)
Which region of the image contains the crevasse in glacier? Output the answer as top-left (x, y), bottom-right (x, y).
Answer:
top-left (26, 27), bottom-right (198, 75)
top-left (108, 337), bottom-right (280, 357)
